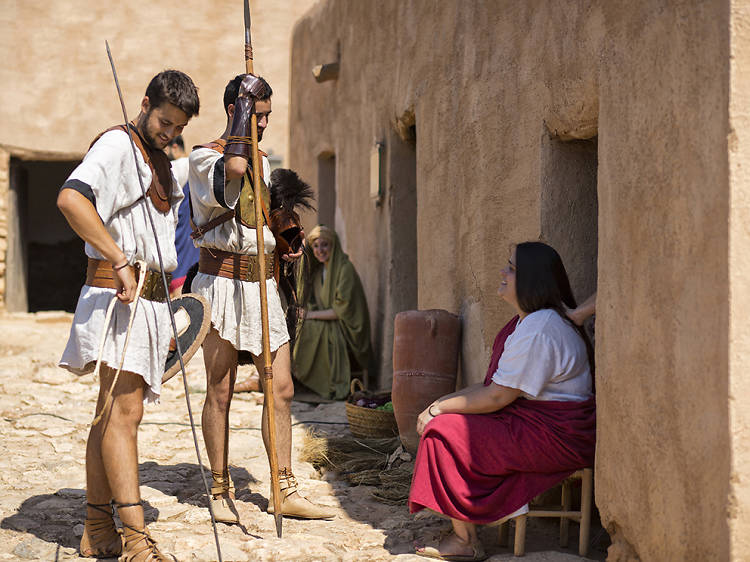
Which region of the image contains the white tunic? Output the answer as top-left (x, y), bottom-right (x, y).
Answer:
top-left (188, 146), bottom-right (289, 355)
top-left (492, 309), bottom-right (592, 401)
top-left (59, 130), bottom-right (183, 403)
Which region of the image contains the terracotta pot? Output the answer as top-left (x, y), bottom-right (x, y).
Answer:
top-left (391, 309), bottom-right (461, 453)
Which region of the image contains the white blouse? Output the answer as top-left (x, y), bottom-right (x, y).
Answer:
top-left (492, 309), bottom-right (592, 401)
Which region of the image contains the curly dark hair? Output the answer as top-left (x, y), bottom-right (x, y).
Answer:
top-left (145, 70), bottom-right (200, 118)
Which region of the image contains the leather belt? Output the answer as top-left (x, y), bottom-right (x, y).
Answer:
top-left (198, 247), bottom-right (275, 283)
top-left (85, 258), bottom-right (170, 303)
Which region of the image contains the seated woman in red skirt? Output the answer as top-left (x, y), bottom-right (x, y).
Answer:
top-left (409, 242), bottom-right (596, 561)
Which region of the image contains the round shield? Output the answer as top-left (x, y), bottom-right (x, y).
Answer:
top-left (163, 293), bottom-right (211, 383)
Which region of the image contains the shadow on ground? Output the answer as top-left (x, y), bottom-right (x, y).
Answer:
top-left (296, 415), bottom-right (611, 560)
top-left (138, 461), bottom-right (258, 509)
top-left (0, 488), bottom-right (158, 553)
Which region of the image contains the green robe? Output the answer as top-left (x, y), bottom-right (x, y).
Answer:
top-left (293, 238), bottom-right (372, 399)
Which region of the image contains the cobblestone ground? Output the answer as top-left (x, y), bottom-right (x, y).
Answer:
top-left (0, 312), bottom-right (602, 561)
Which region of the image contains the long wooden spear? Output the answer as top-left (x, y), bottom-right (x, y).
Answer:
top-left (243, 0), bottom-right (283, 539)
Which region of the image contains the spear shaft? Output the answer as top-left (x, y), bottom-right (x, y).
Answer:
top-left (104, 41), bottom-right (223, 560)
top-left (244, 0), bottom-right (283, 539)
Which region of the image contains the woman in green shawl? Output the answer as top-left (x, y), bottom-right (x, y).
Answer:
top-left (293, 225), bottom-right (372, 399)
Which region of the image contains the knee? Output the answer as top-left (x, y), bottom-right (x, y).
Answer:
top-left (110, 398), bottom-right (144, 427)
top-left (274, 376), bottom-right (295, 405)
top-left (206, 381), bottom-right (233, 412)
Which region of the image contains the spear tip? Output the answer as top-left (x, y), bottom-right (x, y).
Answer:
top-left (274, 514), bottom-right (283, 538)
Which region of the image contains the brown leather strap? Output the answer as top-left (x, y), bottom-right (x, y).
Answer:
top-left (90, 124), bottom-right (172, 213)
top-left (190, 210), bottom-right (236, 240)
top-left (198, 247), bottom-right (274, 283)
top-left (85, 258), bottom-right (170, 302)
top-left (190, 139), bottom-right (271, 239)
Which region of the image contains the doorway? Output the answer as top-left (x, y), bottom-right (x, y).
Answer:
top-left (8, 158), bottom-right (85, 312)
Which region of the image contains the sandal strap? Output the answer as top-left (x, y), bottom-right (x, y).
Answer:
top-left (114, 500), bottom-right (143, 509)
top-left (278, 467), bottom-right (298, 498)
top-left (86, 502), bottom-right (114, 518)
top-left (211, 469), bottom-right (235, 496)
top-left (121, 527), bottom-right (167, 562)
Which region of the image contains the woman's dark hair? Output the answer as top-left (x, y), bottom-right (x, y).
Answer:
top-left (223, 74), bottom-right (273, 114)
top-left (145, 70), bottom-right (200, 118)
top-left (515, 241), bottom-right (595, 373)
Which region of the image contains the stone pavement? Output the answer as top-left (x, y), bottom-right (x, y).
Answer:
top-left (0, 311), bottom-right (602, 561)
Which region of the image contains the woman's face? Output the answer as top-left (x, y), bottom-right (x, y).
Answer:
top-left (312, 237), bottom-right (332, 264)
top-left (498, 247), bottom-right (518, 307)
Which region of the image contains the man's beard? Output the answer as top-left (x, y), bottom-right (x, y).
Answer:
top-left (138, 111), bottom-right (163, 149)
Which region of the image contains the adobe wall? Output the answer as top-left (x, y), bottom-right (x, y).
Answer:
top-left (0, 0), bottom-right (315, 308)
top-left (729, 1), bottom-right (750, 558)
top-left (289, 1), bottom-right (736, 559)
top-left (0, 0), bottom-right (313, 161)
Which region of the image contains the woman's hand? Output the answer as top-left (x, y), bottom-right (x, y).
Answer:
top-left (416, 402), bottom-right (440, 436)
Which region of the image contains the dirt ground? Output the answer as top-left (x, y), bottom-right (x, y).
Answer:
top-left (0, 311), bottom-right (607, 561)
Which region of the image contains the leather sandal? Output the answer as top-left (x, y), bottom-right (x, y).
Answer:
top-left (209, 470), bottom-right (240, 525)
top-left (115, 501), bottom-right (174, 562)
top-left (80, 502), bottom-right (123, 558)
top-left (120, 526), bottom-right (173, 562)
top-left (266, 467), bottom-right (336, 520)
top-left (416, 534), bottom-right (487, 561)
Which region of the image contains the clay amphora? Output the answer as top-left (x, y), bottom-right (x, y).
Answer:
top-left (391, 309), bottom-right (461, 453)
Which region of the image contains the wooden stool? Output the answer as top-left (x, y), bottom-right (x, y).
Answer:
top-left (496, 468), bottom-right (593, 557)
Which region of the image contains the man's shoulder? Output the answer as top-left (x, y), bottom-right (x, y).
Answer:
top-left (192, 139), bottom-right (226, 153)
top-left (85, 127), bottom-right (131, 161)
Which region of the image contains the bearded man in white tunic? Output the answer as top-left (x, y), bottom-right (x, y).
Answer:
top-left (57, 70), bottom-right (199, 560)
top-left (188, 74), bottom-right (335, 523)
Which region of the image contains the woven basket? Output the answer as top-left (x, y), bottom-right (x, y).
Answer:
top-left (345, 379), bottom-right (398, 439)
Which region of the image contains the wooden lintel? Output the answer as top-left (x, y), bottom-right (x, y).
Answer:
top-left (0, 144), bottom-right (83, 162)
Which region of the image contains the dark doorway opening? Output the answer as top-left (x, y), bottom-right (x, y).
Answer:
top-left (540, 135), bottom-right (598, 304)
top-left (10, 159), bottom-right (85, 312)
top-left (377, 124), bottom-right (418, 389)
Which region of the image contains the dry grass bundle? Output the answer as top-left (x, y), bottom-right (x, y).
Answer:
top-left (299, 428), bottom-right (330, 468)
top-left (300, 430), bottom-right (414, 505)
top-left (371, 462), bottom-right (414, 505)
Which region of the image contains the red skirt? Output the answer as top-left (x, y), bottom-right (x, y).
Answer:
top-left (408, 397), bottom-right (596, 524)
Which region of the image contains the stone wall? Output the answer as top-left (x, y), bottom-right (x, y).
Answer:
top-left (289, 1), bottom-right (741, 559)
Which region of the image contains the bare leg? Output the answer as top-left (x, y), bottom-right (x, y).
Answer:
top-left (253, 343), bottom-right (293, 471)
top-left (253, 343), bottom-right (334, 518)
top-left (86, 366), bottom-right (145, 532)
top-left (201, 327), bottom-right (238, 492)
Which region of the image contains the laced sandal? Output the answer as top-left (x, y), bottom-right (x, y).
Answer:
top-left (115, 502), bottom-right (173, 562)
top-left (120, 526), bottom-right (172, 562)
top-left (209, 470), bottom-right (239, 525)
top-left (80, 502), bottom-right (123, 558)
top-left (267, 467), bottom-right (336, 520)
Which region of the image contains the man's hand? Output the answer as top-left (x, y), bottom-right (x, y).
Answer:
top-left (281, 248), bottom-right (304, 262)
top-left (281, 230), bottom-right (305, 262)
top-left (114, 264), bottom-right (137, 304)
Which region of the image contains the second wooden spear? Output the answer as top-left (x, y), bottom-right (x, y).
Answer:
top-left (243, 0), bottom-right (283, 539)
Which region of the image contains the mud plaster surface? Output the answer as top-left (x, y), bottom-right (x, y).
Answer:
top-left (0, 312), bottom-right (600, 561)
